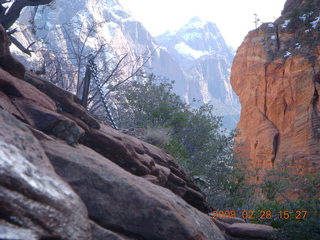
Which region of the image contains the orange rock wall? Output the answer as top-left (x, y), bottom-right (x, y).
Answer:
top-left (231, 25), bottom-right (320, 180)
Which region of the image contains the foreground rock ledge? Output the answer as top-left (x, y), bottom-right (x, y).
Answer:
top-left (226, 223), bottom-right (274, 239)
top-left (0, 24), bottom-right (222, 238)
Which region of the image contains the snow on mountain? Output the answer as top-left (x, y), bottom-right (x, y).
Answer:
top-left (13, 1), bottom-right (238, 128)
top-left (174, 42), bottom-right (208, 59)
top-left (156, 17), bottom-right (240, 128)
top-left (13, 0), bottom-right (188, 96)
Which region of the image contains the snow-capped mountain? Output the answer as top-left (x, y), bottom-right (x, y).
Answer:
top-left (157, 17), bottom-right (240, 128)
top-left (13, 0), bottom-right (187, 95)
top-left (13, 1), bottom-right (238, 128)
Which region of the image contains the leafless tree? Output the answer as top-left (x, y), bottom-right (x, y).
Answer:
top-left (0, 0), bottom-right (53, 54)
top-left (37, 18), bottom-right (154, 128)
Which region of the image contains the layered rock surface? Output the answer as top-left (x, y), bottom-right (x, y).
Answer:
top-left (231, 0), bottom-right (320, 182)
top-left (0, 24), bottom-right (224, 239)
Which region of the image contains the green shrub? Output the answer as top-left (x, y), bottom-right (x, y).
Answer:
top-left (251, 168), bottom-right (320, 240)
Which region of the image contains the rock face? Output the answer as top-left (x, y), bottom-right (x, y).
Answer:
top-left (12, 0), bottom-right (239, 129)
top-left (0, 110), bottom-right (92, 240)
top-left (157, 17), bottom-right (240, 129)
top-left (14, 0), bottom-right (188, 103)
top-left (231, 0), bottom-right (320, 182)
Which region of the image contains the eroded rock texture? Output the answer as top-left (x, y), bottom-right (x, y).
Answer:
top-left (231, 0), bottom-right (320, 183)
top-left (0, 23), bottom-right (226, 240)
top-left (0, 110), bottom-right (92, 239)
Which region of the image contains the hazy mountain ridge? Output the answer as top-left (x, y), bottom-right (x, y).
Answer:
top-left (156, 17), bottom-right (240, 127)
top-left (13, 0), bottom-right (239, 128)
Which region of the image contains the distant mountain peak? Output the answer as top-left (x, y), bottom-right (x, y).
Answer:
top-left (157, 16), bottom-right (215, 38)
top-left (183, 16), bottom-right (216, 30)
top-left (189, 16), bottom-right (205, 23)
top-left (189, 16), bottom-right (208, 23)
top-left (155, 16), bottom-right (240, 129)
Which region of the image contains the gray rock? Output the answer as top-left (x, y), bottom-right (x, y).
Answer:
top-left (0, 109), bottom-right (92, 240)
top-left (0, 223), bottom-right (38, 240)
top-left (80, 124), bottom-right (211, 212)
top-left (42, 138), bottom-right (226, 240)
top-left (91, 221), bottom-right (133, 240)
top-left (226, 223), bottom-right (275, 239)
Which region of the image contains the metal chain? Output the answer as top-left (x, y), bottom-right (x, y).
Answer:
top-left (89, 58), bottom-right (117, 129)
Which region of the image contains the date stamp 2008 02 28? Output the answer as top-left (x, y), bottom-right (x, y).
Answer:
top-left (209, 210), bottom-right (308, 220)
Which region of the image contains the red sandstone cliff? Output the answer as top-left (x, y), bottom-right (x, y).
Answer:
top-left (231, 0), bottom-right (320, 183)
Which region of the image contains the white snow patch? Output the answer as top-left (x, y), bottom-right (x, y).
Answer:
top-left (311, 16), bottom-right (320, 29)
top-left (305, 29), bottom-right (311, 33)
top-left (174, 42), bottom-right (207, 59)
top-left (299, 12), bottom-right (313, 21)
top-left (281, 19), bottom-right (291, 29)
top-left (181, 32), bottom-right (201, 41)
top-left (268, 23), bottom-right (274, 28)
top-left (271, 35), bottom-right (276, 40)
top-left (184, 17), bottom-right (208, 30)
top-left (295, 43), bottom-right (301, 49)
top-left (284, 51), bottom-right (291, 58)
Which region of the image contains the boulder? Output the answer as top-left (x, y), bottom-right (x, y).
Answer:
top-left (0, 110), bottom-right (92, 240)
top-left (0, 68), bottom-right (56, 112)
top-left (41, 138), bottom-right (225, 240)
top-left (226, 223), bottom-right (274, 239)
top-left (24, 71), bottom-right (100, 129)
top-left (211, 218), bottom-right (231, 231)
top-left (80, 124), bottom-right (211, 212)
top-left (12, 98), bottom-right (84, 145)
top-left (220, 217), bottom-right (246, 225)
top-left (91, 221), bottom-right (133, 240)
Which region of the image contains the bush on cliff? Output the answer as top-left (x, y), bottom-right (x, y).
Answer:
top-left (111, 74), bottom-right (237, 208)
top-left (249, 165), bottom-right (320, 240)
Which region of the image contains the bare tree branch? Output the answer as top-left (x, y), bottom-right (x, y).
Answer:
top-left (7, 27), bottom-right (16, 35)
top-left (104, 50), bottom-right (155, 97)
top-left (101, 53), bottom-right (128, 86)
top-left (9, 35), bottom-right (35, 55)
top-left (0, 0), bottom-right (53, 30)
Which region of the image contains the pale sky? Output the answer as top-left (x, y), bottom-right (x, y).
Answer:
top-left (118, 0), bottom-right (287, 49)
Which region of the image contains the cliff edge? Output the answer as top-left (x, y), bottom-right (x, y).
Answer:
top-left (231, 0), bottom-right (320, 188)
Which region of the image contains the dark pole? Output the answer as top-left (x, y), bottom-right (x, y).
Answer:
top-left (81, 62), bottom-right (92, 108)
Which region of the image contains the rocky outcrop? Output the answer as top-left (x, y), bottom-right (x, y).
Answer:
top-left (226, 223), bottom-right (274, 239)
top-left (0, 72), bottom-right (220, 239)
top-left (41, 138), bottom-right (225, 240)
top-left (0, 24), bottom-right (226, 239)
top-left (231, 0), bottom-right (320, 183)
top-left (0, 110), bottom-right (92, 240)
